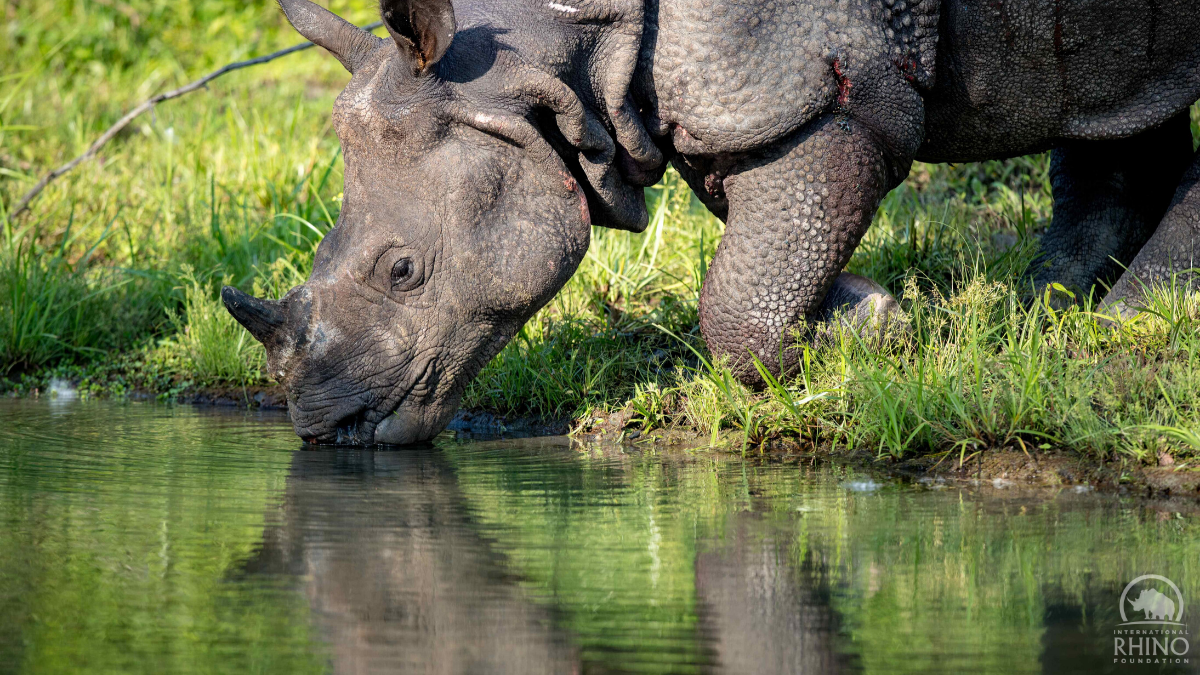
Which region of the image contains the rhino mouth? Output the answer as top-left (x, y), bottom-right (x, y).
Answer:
top-left (332, 409), bottom-right (377, 445)
top-left (299, 405), bottom-right (377, 445)
top-left (299, 356), bottom-right (442, 446)
top-left (372, 356), bottom-right (444, 445)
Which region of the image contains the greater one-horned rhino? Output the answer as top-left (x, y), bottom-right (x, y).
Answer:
top-left (223, 0), bottom-right (1200, 445)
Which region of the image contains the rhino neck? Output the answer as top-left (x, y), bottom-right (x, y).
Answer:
top-left (443, 0), bottom-right (666, 232)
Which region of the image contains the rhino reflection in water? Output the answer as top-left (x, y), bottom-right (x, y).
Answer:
top-left (241, 446), bottom-right (850, 673)
top-left (241, 448), bottom-right (578, 673)
top-left (695, 512), bottom-right (855, 673)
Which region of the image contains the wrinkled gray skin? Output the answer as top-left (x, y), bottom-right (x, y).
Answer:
top-left (224, 0), bottom-right (1200, 445)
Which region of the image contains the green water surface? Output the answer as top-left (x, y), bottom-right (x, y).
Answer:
top-left (1, 399), bottom-right (1196, 674)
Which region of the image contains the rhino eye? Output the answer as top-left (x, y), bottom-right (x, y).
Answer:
top-left (391, 258), bottom-right (415, 287)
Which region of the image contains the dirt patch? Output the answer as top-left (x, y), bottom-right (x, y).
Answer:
top-left (887, 448), bottom-right (1200, 498)
top-left (177, 384), bottom-right (288, 409)
top-left (575, 419), bottom-right (1200, 501)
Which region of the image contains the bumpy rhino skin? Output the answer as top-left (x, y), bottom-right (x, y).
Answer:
top-left (223, 0), bottom-right (1200, 445)
top-left (697, 116), bottom-right (898, 382)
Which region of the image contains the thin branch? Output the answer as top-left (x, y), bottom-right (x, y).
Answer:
top-left (9, 21), bottom-right (382, 219)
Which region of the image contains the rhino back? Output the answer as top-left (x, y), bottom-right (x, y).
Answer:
top-left (637, 0), bottom-right (938, 153)
top-left (918, 0), bottom-right (1200, 162)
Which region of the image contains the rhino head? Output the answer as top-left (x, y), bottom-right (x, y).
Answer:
top-left (223, 0), bottom-right (597, 444)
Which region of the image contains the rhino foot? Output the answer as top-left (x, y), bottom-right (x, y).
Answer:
top-left (814, 273), bottom-right (907, 343)
top-left (1029, 112), bottom-right (1193, 310)
top-left (1100, 145), bottom-right (1200, 322)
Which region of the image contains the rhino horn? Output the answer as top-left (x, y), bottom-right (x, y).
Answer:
top-left (222, 286), bottom-right (287, 345)
top-left (277, 0), bottom-right (383, 73)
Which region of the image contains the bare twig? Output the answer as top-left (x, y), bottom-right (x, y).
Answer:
top-left (9, 21), bottom-right (383, 219)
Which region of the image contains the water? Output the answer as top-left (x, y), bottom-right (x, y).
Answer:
top-left (1, 399), bottom-right (1197, 674)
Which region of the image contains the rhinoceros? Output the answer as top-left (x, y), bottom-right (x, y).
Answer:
top-left (222, 0), bottom-right (1200, 445)
top-left (1128, 588), bottom-right (1177, 622)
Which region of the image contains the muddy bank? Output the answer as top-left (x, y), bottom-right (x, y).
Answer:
top-left (888, 447), bottom-right (1200, 498)
top-left (575, 409), bottom-right (1200, 502)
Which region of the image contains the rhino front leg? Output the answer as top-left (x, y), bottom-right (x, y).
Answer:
top-left (698, 114), bottom-right (900, 384)
top-left (1102, 147), bottom-right (1200, 319)
top-left (1032, 111), bottom-right (1193, 302)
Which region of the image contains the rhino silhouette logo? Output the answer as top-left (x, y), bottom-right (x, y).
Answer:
top-left (1119, 575), bottom-right (1185, 625)
top-left (1128, 589), bottom-right (1176, 621)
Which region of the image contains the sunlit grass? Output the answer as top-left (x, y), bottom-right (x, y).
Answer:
top-left (165, 267), bottom-right (264, 385)
top-left (0, 0), bottom-right (368, 373)
top-left (0, 209), bottom-right (163, 373)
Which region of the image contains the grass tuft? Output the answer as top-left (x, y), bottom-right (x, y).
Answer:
top-left (165, 267), bottom-right (264, 385)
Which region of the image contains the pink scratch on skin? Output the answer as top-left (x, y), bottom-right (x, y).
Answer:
top-left (832, 59), bottom-right (852, 106)
top-left (894, 55), bottom-right (918, 83)
top-left (561, 172), bottom-right (591, 226)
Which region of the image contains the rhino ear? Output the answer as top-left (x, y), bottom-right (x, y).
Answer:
top-left (277, 0), bottom-right (380, 73)
top-left (380, 0), bottom-right (456, 72)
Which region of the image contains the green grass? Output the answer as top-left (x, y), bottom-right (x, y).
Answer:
top-left (0, 0), bottom-right (360, 386)
top-left (0, 210), bottom-right (166, 373)
top-left (165, 266), bottom-right (265, 384)
top-left (4, 1), bottom-right (1200, 466)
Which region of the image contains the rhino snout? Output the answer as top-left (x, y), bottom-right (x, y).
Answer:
top-left (373, 402), bottom-right (456, 446)
top-left (290, 397), bottom-right (375, 445)
top-left (373, 413), bottom-right (425, 445)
